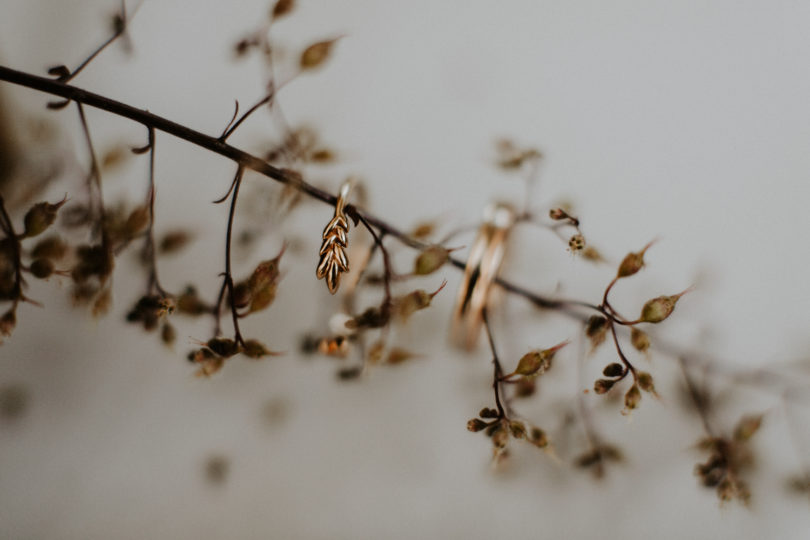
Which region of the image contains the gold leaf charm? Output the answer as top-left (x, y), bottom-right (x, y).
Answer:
top-left (317, 181), bottom-right (353, 294)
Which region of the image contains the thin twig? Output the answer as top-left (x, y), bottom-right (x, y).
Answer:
top-left (142, 127), bottom-right (166, 296)
top-left (61, 2), bottom-right (129, 83)
top-left (482, 308), bottom-right (507, 419)
top-left (679, 357), bottom-right (715, 437)
top-left (223, 165), bottom-right (246, 346)
top-left (219, 92), bottom-right (273, 142)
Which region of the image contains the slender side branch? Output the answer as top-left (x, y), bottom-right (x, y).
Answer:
top-left (482, 308), bottom-right (506, 418)
top-left (221, 166), bottom-right (246, 346)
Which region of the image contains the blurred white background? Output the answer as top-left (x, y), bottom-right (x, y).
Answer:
top-left (2, 1), bottom-right (810, 538)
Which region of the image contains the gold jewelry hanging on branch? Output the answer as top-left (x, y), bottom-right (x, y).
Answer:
top-left (317, 179), bottom-right (354, 294)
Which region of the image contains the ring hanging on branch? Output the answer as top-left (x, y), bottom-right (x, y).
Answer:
top-left (317, 179), bottom-right (355, 294)
top-left (451, 202), bottom-right (516, 351)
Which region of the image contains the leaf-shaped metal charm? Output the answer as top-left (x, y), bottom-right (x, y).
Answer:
top-left (316, 182), bottom-right (353, 294)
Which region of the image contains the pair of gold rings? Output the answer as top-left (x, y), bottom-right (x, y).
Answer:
top-left (451, 202), bottom-right (516, 350)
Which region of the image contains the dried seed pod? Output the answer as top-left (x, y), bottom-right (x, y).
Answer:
top-left (631, 327), bottom-right (650, 352)
top-left (639, 289), bottom-right (690, 323)
top-left (414, 245), bottom-right (449, 275)
top-left (586, 315), bottom-right (608, 350)
top-left (602, 363), bottom-right (624, 378)
top-left (513, 341), bottom-right (569, 377)
top-left (624, 384), bottom-right (641, 411)
top-left (300, 38), bottom-right (338, 70)
top-left (568, 234), bottom-right (585, 252)
top-left (617, 240), bottom-right (655, 278)
top-left (594, 379), bottom-right (616, 394)
top-left (23, 196), bottom-right (68, 238)
top-left (271, 0), bottom-right (294, 18)
top-left (637, 371), bottom-right (657, 395)
top-left (29, 258), bottom-right (54, 279)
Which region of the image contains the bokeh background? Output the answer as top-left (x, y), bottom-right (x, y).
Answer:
top-left (2, 1), bottom-right (810, 538)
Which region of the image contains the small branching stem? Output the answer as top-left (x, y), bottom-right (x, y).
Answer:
top-left (482, 308), bottom-right (507, 419)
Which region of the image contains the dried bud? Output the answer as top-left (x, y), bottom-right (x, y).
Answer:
top-left (300, 38), bottom-right (338, 70)
top-left (31, 236), bottom-right (67, 260)
top-left (582, 246), bottom-right (606, 263)
top-left (479, 407), bottom-right (499, 419)
top-left (0, 309), bottom-right (16, 337)
top-left (549, 208), bottom-right (568, 220)
top-left (245, 246), bottom-right (285, 314)
top-left (241, 339), bottom-right (280, 359)
top-left (409, 221), bottom-right (436, 240)
top-left (176, 286), bottom-right (209, 316)
top-left (161, 322), bottom-right (176, 346)
top-left (509, 420), bottom-right (527, 439)
top-left (492, 427), bottom-right (509, 449)
top-left (624, 384), bottom-right (641, 411)
top-left (733, 414), bottom-right (764, 442)
top-left (72, 244), bottom-right (114, 284)
top-left (630, 327), bottom-right (650, 353)
top-left (496, 145), bottom-right (541, 170)
top-left (395, 290), bottom-right (431, 321)
top-left (395, 281), bottom-right (446, 321)
top-left (206, 338), bottom-right (240, 358)
top-left (29, 258), bottom-right (54, 279)
top-left (639, 289), bottom-right (690, 323)
top-left (92, 288), bottom-right (112, 317)
top-left (271, 0), bottom-right (294, 18)
top-left (467, 418), bottom-right (487, 432)
top-left (585, 315), bottom-right (608, 350)
top-left (568, 234), bottom-right (585, 252)
top-left (23, 196), bottom-right (68, 238)
top-left (337, 366), bottom-right (363, 380)
top-left (124, 207), bottom-right (148, 237)
top-left (594, 379), bottom-right (615, 394)
top-left (192, 349), bottom-right (225, 377)
top-left (617, 240), bottom-right (654, 278)
top-left (528, 427), bottom-right (548, 448)
top-left (159, 230), bottom-right (193, 254)
top-left (386, 348), bottom-right (416, 365)
top-left (514, 377), bottom-right (536, 398)
top-left (513, 341), bottom-right (569, 377)
top-left (309, 148), bottom-right (335, 163)
top-left (602, 363), bottom-right (624, 378)
top-left (637, 371), bottom-right (656, 395)
top-left (346, 306), bottom-right (389, 330)
top-left (414, 245), bottom-right (449, 275)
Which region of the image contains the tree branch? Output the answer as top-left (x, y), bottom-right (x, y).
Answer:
top-left (1, 64), bottom-right (808, 404)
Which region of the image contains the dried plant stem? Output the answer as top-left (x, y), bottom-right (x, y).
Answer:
top-left (1, 65), bottom-right (808, 406)
top-left (140, 126), bottom-right (167, 296)
top-left (0, 195), bottom-right (24, 307)
top-left (219, 92), bottom-right (273, 142)
top-left (679, 357), bottom-right (715, 437)
top-left (217, 165), bottom-right (246, 346)
top-left (482, 308), bottom-right (507, 419)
